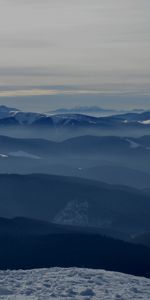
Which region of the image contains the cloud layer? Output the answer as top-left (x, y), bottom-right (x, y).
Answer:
top-left (0, 0), bottom-right (149, 93)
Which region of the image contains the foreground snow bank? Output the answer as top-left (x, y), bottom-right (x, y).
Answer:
top-left (0, 267), bottom-right (150, 299)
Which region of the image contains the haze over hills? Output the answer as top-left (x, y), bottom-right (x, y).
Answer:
top-left (0, 105), bottom-right (150, 280)
top-left (0, 134), bottom-right (150, 185)
top-left (1, 134), bottom-right (150, 156)
top-left (1, 0), bottom-right (150, 296)
top-left (77, 165), bottom-right (150, 189)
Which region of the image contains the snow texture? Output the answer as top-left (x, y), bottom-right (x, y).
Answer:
top-left (0, 267), bottom-right (150, 299)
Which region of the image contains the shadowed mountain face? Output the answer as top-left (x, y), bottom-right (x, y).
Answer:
top-left (0, 217), bottom-right (78, 237)
top-left (132, 233), bottom-right (150, 248)
top-left (0, 174), bottom-right (150, 237)
top-left (1, 215), bottom-right (150, 278)
top-left (0, 216), bottom-right (130, 242)
top-left (1, 231), bottom-right (150, 278)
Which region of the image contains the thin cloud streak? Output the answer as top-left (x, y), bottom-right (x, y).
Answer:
top-left (0, 88), bottom-right (149, 98)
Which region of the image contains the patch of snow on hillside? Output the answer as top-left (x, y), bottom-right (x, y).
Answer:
top-left (138, 120), bottom-right (150, 125)
top-left (0, 267), bottom-right (150, 299)
top-left (53, 199), bottom-right (89, 226)
top-left (9, 151), bottom-right (40, 159)
top-left (12, 112), bottom-right (44, 125)
top-left (0, 154), bottom-right (8, 158)
top-left (126, 139), bottom-right (140, 149)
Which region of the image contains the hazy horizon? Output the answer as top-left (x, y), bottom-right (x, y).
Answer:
top-left (0, 0), bottom-right (149, 111)
top-left (0, 93), bottom-right (149, 112)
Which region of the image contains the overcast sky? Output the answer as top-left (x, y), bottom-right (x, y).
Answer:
top-left (0, 0), bottom-right (149, 109)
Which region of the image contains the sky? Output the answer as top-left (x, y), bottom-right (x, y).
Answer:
top-left (0, 0), bottom-right (149, 110)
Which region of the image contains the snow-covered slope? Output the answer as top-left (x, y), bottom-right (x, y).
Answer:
top-left (9, 151), bottom-right (40, 159)
top-left (0, 267), bottom-right (150, 299)
top-left (0, 105), bottom-right (19, 119)
top-left (53, 199), bottom-right (89, 226)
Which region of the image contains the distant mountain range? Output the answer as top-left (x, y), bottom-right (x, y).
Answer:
top-left (50, 105), bottom-right (117, 114)
top-left (50, 106), bottom-right (145, 115)
top-left (0, 105), bottom-right (149, 129)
